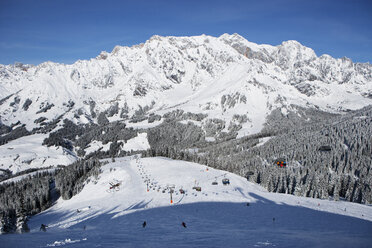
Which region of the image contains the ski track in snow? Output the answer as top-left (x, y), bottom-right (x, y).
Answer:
top-left (1, 156), bottom-right (372, 248)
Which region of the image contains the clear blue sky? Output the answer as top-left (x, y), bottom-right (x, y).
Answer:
top-left (0, 0), bottom-right (371, 65)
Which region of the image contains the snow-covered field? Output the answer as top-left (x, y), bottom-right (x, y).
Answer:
top-left (83, 133), bottom-right (150, 156)
top-left (0, 134), bottom-right (76, 174)
top-left (1, 156), bottom-right (371, 247)
top-left (122, 133), bottom-right (150, 152)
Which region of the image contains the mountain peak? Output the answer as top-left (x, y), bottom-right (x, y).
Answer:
top-left (279, 40), bottom-right (315, 56)
top-left (219, 33), bottom-right (246, 40)
top-left (149, 34), bottom-right (164, 42)
top-left (281, 39), bottom-right (303, 47)
top-left (275, 40), bottom-right (317, 68)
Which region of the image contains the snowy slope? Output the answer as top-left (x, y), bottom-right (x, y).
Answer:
top-left (1, 156), bottom-right (371, 247)
top-left (122, 132), bottom-right (150, 152)
top-left (0, 134), bottom-right (76, 174)
top-left (77, 132), bottom-right (149, 158)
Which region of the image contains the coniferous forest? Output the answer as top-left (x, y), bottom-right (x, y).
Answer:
top-left (0, 159), bottom-right (103, 233)
top-left (143, 106), bottom-right (372, 204)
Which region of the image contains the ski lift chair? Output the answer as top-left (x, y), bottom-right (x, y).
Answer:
top-left (222, 178), bottom-right (230, 185)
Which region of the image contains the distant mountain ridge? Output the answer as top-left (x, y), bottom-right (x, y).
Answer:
top-left (0, 33), bottom-right (371, 136)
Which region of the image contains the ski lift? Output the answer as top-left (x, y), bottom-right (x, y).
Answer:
top-left (212, 177), bottom-right (218, 185)
top-left (318, 145), bottom-right (332, 152)
top-left (193, 186), bottom-right (202, 192)
top-left (192, 180), bottom-right (201, 191)
top-left (192, 180), bottom-right (200, 190)
top-left (274, 158), bottom-right (287, 167)
top-left (106, 180), bottom-right (122, 193)
top-left (222, 178), bottom-right (230, 185)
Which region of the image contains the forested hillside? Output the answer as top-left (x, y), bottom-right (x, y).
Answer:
top-left (145, 106), bottom-right (372, 204)
top-left (0, 159), bottom-right (103, 233)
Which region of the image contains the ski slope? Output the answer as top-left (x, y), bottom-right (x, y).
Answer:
top-left (1, 156), bottom-right (372, 247)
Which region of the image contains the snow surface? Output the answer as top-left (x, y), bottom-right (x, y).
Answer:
top-left (124, 119), bottom-right (164, 130)
top-left (83, 133), bottom-right (150, 156)
top-left (84, 140), bottom-right (112, 155)
top-left (255, 137), bottom-right (273, 147)
top-left (123, 133), bottom-right (150, 152)
top-left (1, 156), bottom-right (371, 247)
top-left (0, 134), bottom-right (76, 174)
top-left (205, 136), bottom-right (216, 142)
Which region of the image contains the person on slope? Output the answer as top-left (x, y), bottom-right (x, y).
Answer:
top-left (40, 224), bottom-right (48, 232)
top-left (182, 222), bottom-right (187, 228)
top-left (142, 221), bottom-right (147, 228)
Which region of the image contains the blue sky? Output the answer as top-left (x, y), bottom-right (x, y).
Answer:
top-left (0, 0), bottom-right (371, 65)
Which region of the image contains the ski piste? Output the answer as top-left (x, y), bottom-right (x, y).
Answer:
top-left (1, 156), bottom-right (371, 247)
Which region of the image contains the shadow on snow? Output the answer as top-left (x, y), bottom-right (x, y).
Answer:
top-left (1, 193), bottom-right (372, 248)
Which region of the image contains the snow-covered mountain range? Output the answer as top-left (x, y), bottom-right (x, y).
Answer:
top-left (1, 33), bottom-right (372, 136)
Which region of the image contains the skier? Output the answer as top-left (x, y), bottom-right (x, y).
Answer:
top-left (142, 221), bottom-right (147, 228)
top-left (182, 222), bottom-right (187, 228)
top-left (246, 202), bottom-right (250, 206)
top-left (40, 224), bottom-right (48, 232)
